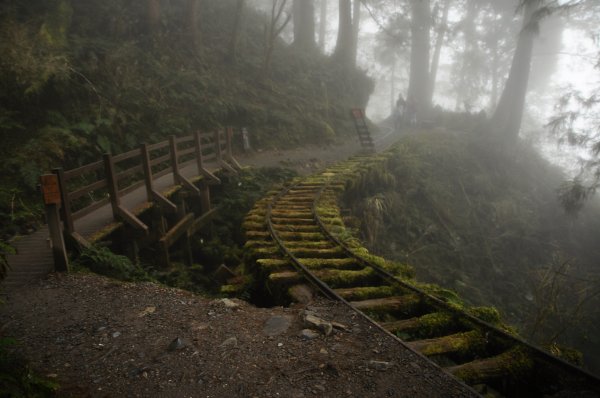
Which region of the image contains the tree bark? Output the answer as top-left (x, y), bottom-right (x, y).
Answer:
top-left (407, 0), bottom-right (431, 119)
top-left (489, 0), bottom-right (539, 142)
top-left (227, 0), bottom-right (245, 63)
top-left (147, 0), bottom-right (161, 33)
top-left (455, 0), bottom-right (479, 111)
top-left (350, 0), bottom-right (361, 64)
top-left (427, 0), bottom-right (449, 105)
top-left (293, 0), bottom-right (316, 50)
top-left (333, 0), bottom-right (354, 67)
top-left (185, 0), bottom-right (200, 51)
top-left (319, 0), bottom-right (327, 51)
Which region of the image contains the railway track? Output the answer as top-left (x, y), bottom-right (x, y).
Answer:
top-left (242, 154), bottom-right (600, 397)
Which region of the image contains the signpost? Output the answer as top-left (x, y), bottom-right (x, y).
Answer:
top-left (41, 174), bottom-right (69, 272)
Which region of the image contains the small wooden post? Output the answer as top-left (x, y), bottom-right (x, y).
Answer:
top-left (103, 153), bottom-right (120, 219)
top-left (226, 127), bottom-right (234, 160)
top-left (200, 182), bottom-right (211, 214)
top-left (195, 130), bottom-right (204, 172)
top-left (40, 174), bottom-right (69, 272)
top-left (140, 143), bottom-right (154, 202)
top-left (214, 130), bottom-right (222, 163)
top-left (52, 167), bottom-right (74, 235)
top-left (169, 135), bottom-right (180, 185)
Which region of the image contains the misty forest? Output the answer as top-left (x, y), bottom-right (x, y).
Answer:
top-left (1, 0), bottom-right (600, 396)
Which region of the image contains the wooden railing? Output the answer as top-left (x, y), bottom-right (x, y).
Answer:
top-left (53, 128), bottom-right (241, 240)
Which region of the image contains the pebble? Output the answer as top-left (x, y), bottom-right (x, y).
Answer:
top-left (298, 329), bottom-right (319, 340)
top-left (220, 336), bottom-right (238, 349)
top-left (303, 314), bottom-right (333, 336)
top-left (167, 337), bottom-right (187, 351)
top-left (263, 315), bottom-right (292, 336)
top-left (368, 360), bottom-right (393, 371)
top-left (221, 298), bottom-right (239, 309)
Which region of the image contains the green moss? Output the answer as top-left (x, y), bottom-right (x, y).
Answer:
top-left (469, 306), bottom-right (501, 325)
top-left (315, 267), bottom-right (379, 287)
top-left (419, 330), bottom-right (486, 357)
top-left (335, 285), bottom-right (400, 300)
top-left (298, 258), bottom-right (361, 270)
top-left (417, 312), bottom-right (455, 337)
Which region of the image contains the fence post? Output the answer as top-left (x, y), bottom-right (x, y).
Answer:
top-left (40, 174), bottom-right (69, 272)
top-left (140, 143), bottom-right (153, 202)
top-left (169, 135), bottom-right (180, 185)
top-left (103, 153), bottom-right (120, 219)
top-left (226, 127), bottom-right (234, 160)
top-left (214, 130), bottom-right (222, 163)
top-left (195, 131), bottom-right (204, 173)
top-left (52, 167), bottom-right (74, 235)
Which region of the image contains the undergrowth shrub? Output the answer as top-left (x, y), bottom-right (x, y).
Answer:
top-left (0, 337), bottom-right (59, 397)
top-left (74, 246), bottom-right (151, 282)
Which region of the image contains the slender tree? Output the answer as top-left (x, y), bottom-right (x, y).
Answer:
top-left (263, 0), bottom-right (292, 75)
top-left (427, 0), bottom-right (450, 104)
top-left (407, 0), bottom-right (431, 118)
top-left (227, 0), bottom-right (245, 63)
top-left (333, 0), bottom-right (360, 68)
top-left (489, 0), bottom-right (540, 141)
top-left (185, 0), bottom-right (200, 52)
top-left (293, 0), bottom-right (316, 50)
top-left (350, 0), bottom-right (361, 63)
top-left (146, 0), bottom-right (161, 33)
top-left (319, 0), bottom-right (327, 51)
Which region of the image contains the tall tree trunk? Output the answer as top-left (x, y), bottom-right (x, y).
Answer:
top-left (186, 0), bottom-right (200, 51)
top-left (490, 37), bottom-right (499, 112)
top-left (490, 0), bottom-right (539, 142)
top-left (147, 0), bottom-right (161, 33)
top-left (391, 59), bottom-right (396, 114)
top-left (227, 0), bottom-right (245, 62)
top-left (333, 0), bottom-right (354, 67)
top-left (427, 0), bottom-right (449, 105)
top-left (455, 0), bottom-right (479, 111)
top-left (263, 0), bottom-right (292, 76)
top-left (407, 0), bottom-right (431, 119)
top-left (319, 0), bottom-right (327, 51)
top-left (293, 0), bottom-right (315, 50)
top-left (350, 0), bottom-right (361, 64)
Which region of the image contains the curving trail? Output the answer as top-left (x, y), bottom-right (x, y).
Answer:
top-left (243, 153), bottom-right (600, 397)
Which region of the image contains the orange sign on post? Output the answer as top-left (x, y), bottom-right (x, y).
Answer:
top-left (40, 174), bottom-right (61, 205)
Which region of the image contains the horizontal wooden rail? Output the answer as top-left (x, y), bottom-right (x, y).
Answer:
top-left (54, 127), bottom-right (242, 242)
top-left (112, 148), bottom-right (140, 163)
top-left (63, 160), bottom-right (104, 181)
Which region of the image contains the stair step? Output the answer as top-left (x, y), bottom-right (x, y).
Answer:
top-left (350, 295), bottom-right (420, 314)
top-left (288, 247), bottom-right (344, 258)
top-left (334, 285), bottom-right (399, 301)
top-left (381, 312), bottom-right (454, 336)
top-left (277, 232), bottom-right (325, 241)
top-left (407, 330), bottom-right (485, 357)
top-left (272, 224), bottom-right (321, 233)
top-left (447, 348), bottom-right (533, 385)
top-left (297, 258), bottom-right (361, 270)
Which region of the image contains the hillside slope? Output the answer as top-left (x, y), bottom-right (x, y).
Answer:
top-left (343, 130), bottom-right (600, 372)
top-left (0, 0), bottom-right (373, 238)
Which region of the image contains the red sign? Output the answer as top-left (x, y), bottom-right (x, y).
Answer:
top-left (40, 174), bottom-right (61, 205)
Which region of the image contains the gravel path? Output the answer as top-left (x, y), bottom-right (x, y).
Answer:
top-left (0, 274), bottom-right (476, 397)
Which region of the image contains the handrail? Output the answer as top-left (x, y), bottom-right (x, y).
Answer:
top-left (53, 127), bottom-right (241, 238)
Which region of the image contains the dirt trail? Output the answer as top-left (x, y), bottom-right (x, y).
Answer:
top-left (1, 274), bottom-right (475, 397)
top-left (0, 129), bottom-right (477, 397)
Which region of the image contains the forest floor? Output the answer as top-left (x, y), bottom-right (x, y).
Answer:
top-left (0, 273), bottom-right (475, 397)
top-left (0, 129), bottom-right (477, 397)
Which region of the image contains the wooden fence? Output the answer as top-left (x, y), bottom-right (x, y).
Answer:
top-left (51, 128), bottom-right (241, 249)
